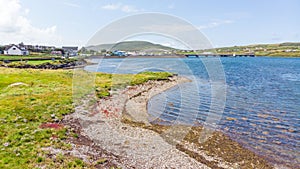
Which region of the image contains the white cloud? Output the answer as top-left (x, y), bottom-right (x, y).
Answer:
top-left (0, 0), bottom-right (62, 45)
top-left (63, 2), bottom-right (81, 8)
top-left (102, 3), bottom-right (122, 10)
top-left (198, 20), bottom-right (234, 30)
top-left (101, 3), bottom-right (141, 13)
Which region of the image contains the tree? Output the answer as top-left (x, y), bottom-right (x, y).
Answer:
top-left (79, 47), bottom-right (87, 53)
top-left (54, 48), bottom-right (65, 55)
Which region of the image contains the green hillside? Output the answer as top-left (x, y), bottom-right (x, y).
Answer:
top-left (86, 41), bottom-right (175, 52)
top-left (197, 42), bottom-right (300, 57)
top-left (86, 41), bottom-right (300, 57)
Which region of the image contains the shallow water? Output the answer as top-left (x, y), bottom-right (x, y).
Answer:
top-left (85, 57), bottom-right (300, 167)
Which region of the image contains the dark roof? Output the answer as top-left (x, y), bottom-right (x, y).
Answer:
top-left (5, 44), bottom-right (28, 51)
top-left (4, 45), bottom-right (14, 51)
top-left (62, 46), bottom-right (78, 50)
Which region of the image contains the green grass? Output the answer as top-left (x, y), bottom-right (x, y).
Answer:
top-left (26, 60), bottom-right (54, 65)
top-left (0, 59), bottom-right (79, 68)
top-left (0, 54), bottom-right (60, 61)
top-left (177, 42), bottom-right (300, 57)
top-left (0, 67), bottom-right (172, 168)
top-left (0, 55), bottom-right (41, 60)
top-left (94, 71), bottom-right (172, 98)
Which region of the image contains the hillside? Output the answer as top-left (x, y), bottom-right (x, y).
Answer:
top-left (86, 41), bottom-right (300, 57)
top-left (198, 42), bottom-right (300, 57)
top-left (86, 41), bottom-right (175, 52)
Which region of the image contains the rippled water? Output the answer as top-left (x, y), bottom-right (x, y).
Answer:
top-left (85, 57), bottom-right (300, 167)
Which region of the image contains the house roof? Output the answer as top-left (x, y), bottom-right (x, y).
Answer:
top-left (4, 45), bottom-right (13, 51)
top-left (62, 46), bottom-right (78, 50)
top-left (5, 44), bottom-right (28, 51)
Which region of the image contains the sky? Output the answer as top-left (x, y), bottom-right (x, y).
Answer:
top-left (0, 0), bottom-right (299, 48)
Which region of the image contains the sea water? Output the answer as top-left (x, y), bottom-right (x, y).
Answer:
top-left (85, 57), bottom-right (300, 167)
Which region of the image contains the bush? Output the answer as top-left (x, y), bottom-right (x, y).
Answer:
top-left (7, 61), bottom-right (27, 67)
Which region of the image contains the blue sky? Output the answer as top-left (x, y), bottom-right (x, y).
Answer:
top-left (0, 0), bottom-right (299, 48)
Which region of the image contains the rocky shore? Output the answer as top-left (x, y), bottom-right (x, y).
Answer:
top-left (0, 60), bottom-right (86, 69)
top-left (55, 76), bottom-right (274, 169)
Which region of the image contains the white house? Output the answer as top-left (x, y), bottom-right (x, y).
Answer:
top-left (4, 45), bottom-right (29, 56)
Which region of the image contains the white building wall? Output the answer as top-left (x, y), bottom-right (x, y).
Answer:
top-left (5, 45), bottom-right (29, 55)
top-left (7, 46), bottom-right (22, 55)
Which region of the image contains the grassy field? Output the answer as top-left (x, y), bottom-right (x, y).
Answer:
top-left (0, 67), bottom-right (172, 168)
top-left (0, 54), bottom-right (60, 61)
top-left (177, 42), bottom-right (300, 57)
top-left (26, 60), bottom-right (54, 65)
top-left (0, 59), bottom-right (80, 68)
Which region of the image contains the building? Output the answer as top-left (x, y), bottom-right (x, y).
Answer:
top-left (62, 46), bottom-right (78, 56)
top-left (112, 50), bottom-right (127, 56)
top-left (50, 50), bottom-right (63, 56)
top-left (4, 44), bottom-right (29, 56)
top-left (24, 44), bottom-right (55, 52)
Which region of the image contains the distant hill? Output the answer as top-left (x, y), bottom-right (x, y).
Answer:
top-left (85, 41), bottom-right (300, 57)
top-left (191, 42), bottom-right (300, 57)
top-left (279, 42), bottom-right (300, 47)
top-left (86, 41), bottom-right (176, 52)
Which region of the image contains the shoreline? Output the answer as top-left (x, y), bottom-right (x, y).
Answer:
top-left (86, 55), bottom-right (300, 59)
top-left (0, 59), bottom-right (87, 69)
top-left (87, 55), bottom-right (185, 59)
top-left (59, 75), bottom-right (276, 168)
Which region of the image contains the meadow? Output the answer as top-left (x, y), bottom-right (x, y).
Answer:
top-left (0, 67), bottom-right (172, 168)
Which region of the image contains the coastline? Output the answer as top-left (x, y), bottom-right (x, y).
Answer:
top-left (87, 55), bottom-right (185, 59)
top-left (59, 75), bottom-right (275, 169)
top-left (85, 55), bottom-right (300, 60)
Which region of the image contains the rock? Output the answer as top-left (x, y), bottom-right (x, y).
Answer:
top-left (226, 117), bottom-right (237, 121)
top-left (53, 118), bottom-right (60, 122)
top-left (7, 82), bottom-right (29, 88)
